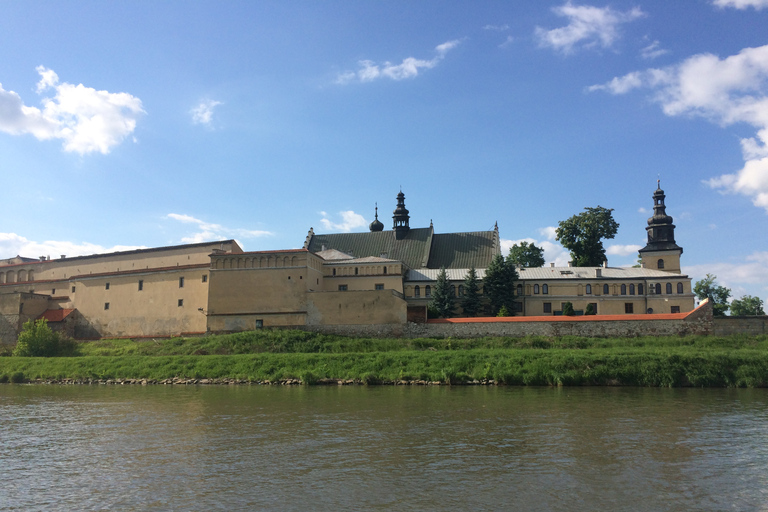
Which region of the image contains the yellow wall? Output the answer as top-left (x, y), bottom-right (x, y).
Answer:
top-left (307, 290), bottom-right (407, 325)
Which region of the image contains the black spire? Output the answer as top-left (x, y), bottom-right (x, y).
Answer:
top-left (392, 190), bottom-right (410, 239)
top-left (640, 180), bottom-right (682, 253)
top-left (369, 203), bottom-right (384, 232)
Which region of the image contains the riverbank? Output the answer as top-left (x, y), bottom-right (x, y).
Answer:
top-left (1, 330), bottom-right (767, 387)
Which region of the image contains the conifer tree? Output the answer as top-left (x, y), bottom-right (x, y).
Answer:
top-left (483, 254), bottom-right (518, 316)
top-left (430, 267), bottom-right (455, 318)
top-left (461, 266), bottom-right (481, 317)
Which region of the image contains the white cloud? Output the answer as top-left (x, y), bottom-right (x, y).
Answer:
top-left (483, 24), bottom-right (510, 31)
top-left (167, 213), bottom-right (272, 244)
top-left (641, 40), bottom-right (668, 60)
top-left (606, 244), bottom-right (643, 256)
top-left (0, 66), bottom-right (144, 154)
top-left (0, 232), bottom-right (145, 259)
top-left (538, 226), bottom-right (558, 240)
top-left (638, 207), bottom-right (649, 213)
top-left (190, 99), bottom-right (222, 125)
top-left (535, 2), bottom-right (645, 55)
top-left (319, 211), bottom-right (368, 232)
top-left (499, 36), bottom-right (515, 49)
top-left (336, 40), bottom-right (462, 84)
top-left (686, 251), bottom-right (768, 299)
top-left (589, 45), bottom-right (768, 212)
top-left (713, 0), bottom-right (768, 9)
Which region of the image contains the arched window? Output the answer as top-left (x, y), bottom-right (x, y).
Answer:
top-left (603, 284), bottom-right (609, 295)
top-left (542, 284), bottom-right (548, 294)
top-left (450, 285), bottom-right (456, 297)
top-left (655, 283), bottom-right (662, 295)
top-left (534, 284), bottom-right (540, 294)
top-left (666, 283), bottom-right (672, 294)
top-left (621, 284), bottom-right (627, 295)
top-left (657, 259), bottom-right (665, 269)
top-left (638, 284), bottom-right (644, 295)
top-left (383, 267), bottom-right (387, 274)
top-left (677, 283), bottom-right (683, 294)
top-left (586, 284), bottom-right (592, 295)
top-left (629, 284), bottom-right (635, 295)
top-left (355, 267), bottom-right (358, 275)
top-left (458, 285), bottom-right (464, 297)
top-left (517, 284), bottom-right (523, 296)
top-left (332, 268), bottom-right (336, 276)
top-left (425, 285), bottom-right (431, 297)
top-left (414, 285), bottom-right (420, 298)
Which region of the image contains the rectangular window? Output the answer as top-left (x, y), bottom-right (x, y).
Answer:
top-left (51, 289), bottom-right (55, 295)
top-left (202, 275), bottom-right (208, 283)
top-left (178, 299), bottom-right (183, 307)
top-left (543, 303), bottom-right (552, 313)
top-left (104, 302), bottom-right (110, 310)
top-left (255, 319), bottom-right (263, 328)
top-left (338, 285), bottom-right (348, 291)
top-left (138, 280), bottom-right (143, 291)
top-left (375, 284), bottom-right (384, 290)
top-left (589, 303), bottom-right (598, 315)
top-left (671, 306), bottom-right (680, 314)
top-left (71, 286), bottom-right (76, 293)
top-left (179, 277), bottom-right (185, 288)
top-left (105, 282), bottom-right (110, 290)
top-left (625, 303), bottom-right (634, 314)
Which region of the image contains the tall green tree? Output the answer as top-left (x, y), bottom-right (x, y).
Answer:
top-left (430, 267), bottom-right (455, 318)
top-left (483, 254), bottom-right (518, 316)
top-left (555, 206), bottom-right (619, 267)
top-left (730, 295), bottom-right (765, 316)
top-left (461, 266), bottom-right (481, 317)
top-left (693, 273), bottom-right (731, 317)
top-left (507, 241), bottom-right (545, 267)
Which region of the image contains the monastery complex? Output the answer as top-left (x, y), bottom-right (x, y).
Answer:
top-left (0, 185), bottom-right (695, 343)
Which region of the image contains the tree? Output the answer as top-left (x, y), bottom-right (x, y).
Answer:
top-left (585, 303), bottom-right (596, 315)
top-left (13, 319), bottom-right (76, 357)
top-left (507, 241), bottom-right (545, 268)
top-left (562, 302), bottom-right (575, 316)
top-left (555, 206), bottom-right (619, 267)
top-left (461, 266), bottom-right (482, 317)
top-left (730, 295), bottom-right (765, 316)
top-left (430, 267), bottom-right (455, 318)
top-left (483, 254), bottom-right (518, 316)
top-left (693, 274), bottom-right (731, 317)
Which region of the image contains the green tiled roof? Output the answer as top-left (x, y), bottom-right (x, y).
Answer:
top-left (307, 228), bottom-right (499, 270)
top-left (307, 228), bottom-right (433, 269)
top-left (426, 232), bottom-right (499, 269)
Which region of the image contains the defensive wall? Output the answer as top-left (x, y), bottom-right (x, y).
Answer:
top-left (303, 299), bottom-right (714, 338)
top-left (713, 316), bottom-right (768, 336)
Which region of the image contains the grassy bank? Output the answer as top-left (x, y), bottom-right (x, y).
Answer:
top-left (1, 331), bottom-right (767, 387)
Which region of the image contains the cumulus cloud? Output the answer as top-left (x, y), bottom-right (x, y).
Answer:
top-left (318, 211), bottom-right (368, 232)
top-left (190, 99), bottom-right (222, 126)
top-left (535, 2), bottom-right (645, 54)
top-left (336, 40), bottom-right (462, 84)
top-left (713, 0), bottom-right (768, 9)
top-left (167, 213), bottom-right (272, 244)
top-left (0, 232), bottom-right (145, 259)
top-left (606, 244), bottom-right (643, 256)
top-left (0, 66), bottom-right (144, 154)
top-left (589, 44), bottom-right (768, 212)
top-left (686, 251), bottom-right (768, 299)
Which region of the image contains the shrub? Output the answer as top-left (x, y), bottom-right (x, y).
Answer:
top-left (497, 305), bottom-right (510, 317)
top-left (10, 371), bottom-right (25, 383)
top-left (0, 374), bottom-right (8, 383)
top-left (13, 319), bottom-right (78, 357)
top-left (562, 302), bottom-right (575, 316)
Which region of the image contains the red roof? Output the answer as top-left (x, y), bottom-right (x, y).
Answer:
top-left (38, 309), bottom-right (75, 322)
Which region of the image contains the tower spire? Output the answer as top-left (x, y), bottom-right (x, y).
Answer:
top-left (392, 190), bottom-right (410, 239)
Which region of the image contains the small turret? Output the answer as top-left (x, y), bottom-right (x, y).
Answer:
top-left (369, 203), bottom-right (384, 232)
top-left (392, 190), bottom-right (410, 239)
top-left (639, 180), bottom-right (682, 272)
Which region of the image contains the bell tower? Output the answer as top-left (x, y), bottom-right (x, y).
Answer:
top-left (392, 190), bottom-right (410, 240)
top-left (639, 181), bottom-right (683, 273)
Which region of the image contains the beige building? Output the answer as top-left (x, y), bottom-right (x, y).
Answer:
top-left (0, 186), bottom-right (694, 342)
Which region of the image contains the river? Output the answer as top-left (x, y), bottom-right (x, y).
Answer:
top-left (1, 385), bottom-right (767, 511)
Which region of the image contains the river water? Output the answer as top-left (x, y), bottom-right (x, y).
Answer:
top-left (1, 385), bottom-right (767, 511)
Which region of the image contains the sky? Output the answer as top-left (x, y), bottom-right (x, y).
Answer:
top-left (1, 0), bottom-right (767, 306)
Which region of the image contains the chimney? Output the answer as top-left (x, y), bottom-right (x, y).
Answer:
top-left (321, 244), bottom-right (327, 252)
top-left (567, 261), bottom-right (573, 267)
top-left (595, 269), bottom-right (602, 278)
top-left (60, 255), bottom-right (66, 259)
top-left (602, 261), bottom-right (608, 268)
top-left (550, 263), bottom-right (555, 268)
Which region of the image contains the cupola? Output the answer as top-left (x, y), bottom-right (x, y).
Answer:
top-left (392, 190), bottom-right (410, 239)
top-left (369, 203), bottom-right (384, 232)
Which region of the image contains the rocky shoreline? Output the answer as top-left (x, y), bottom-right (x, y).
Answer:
top-left (8, 377), bottom-right (500, 386)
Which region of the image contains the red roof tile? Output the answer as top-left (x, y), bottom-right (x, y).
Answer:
top-left (38, 309), bottom-right (75, 322)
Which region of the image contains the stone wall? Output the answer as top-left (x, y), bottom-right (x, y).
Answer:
top-left (302, 299), bottom-right (714, 339)
top-left (713, 316), bottom-right (768, 336)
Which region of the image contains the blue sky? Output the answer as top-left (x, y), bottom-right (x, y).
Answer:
top-left (1, 0), bottom-right (767, 305)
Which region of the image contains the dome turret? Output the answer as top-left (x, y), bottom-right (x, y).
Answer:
top-left (369, 203), bottom-right (384, 232)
